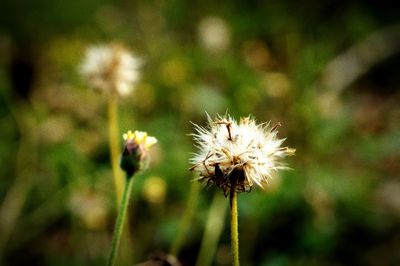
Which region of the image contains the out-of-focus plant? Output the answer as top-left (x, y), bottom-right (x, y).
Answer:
top-left (80, 44), bottom-right (142, 203)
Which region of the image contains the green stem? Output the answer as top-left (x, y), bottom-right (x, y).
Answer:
top-left (107, 94), bottom-right (134, 265)
top-left (170, 181), bottom-right (200, 257)
top-left (107, 176), bottom-right (134, 266)
top-left (0, 100), bottom-right (38, 256)
top-left (230, 186), bottom-right (240, 266)
top-left (108, 94), bottom-right (124, 203)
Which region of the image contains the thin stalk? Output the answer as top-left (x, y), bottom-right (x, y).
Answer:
top-left (230, 186), bottom-right (240, 266)
top-left (107, 93), bottom-right (124, 203)
top-left (195, 192), bottom-right (228, 266)
top-left (170, 181), bottom-right (200, 257)
top-left (107, 176), bottom-right (134, 266)
top-left (0, 133), bottom-right (35, 250)
top-left (107, 93), bottom-right (134, 265)
top-left (0, 99), bottom-right (38, 256)
top-left (10, 186), bottom-right (67, 250)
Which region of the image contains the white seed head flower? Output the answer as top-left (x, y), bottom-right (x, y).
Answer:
top-left (190, 114), bottom-right (295, 195)
top-left (80, 44), bottom-right (141, 96)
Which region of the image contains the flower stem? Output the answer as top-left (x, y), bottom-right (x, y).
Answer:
top-left (0, 99), bottom-right (38, 256)
top-left (230, 185), bottom-right (240, 266)
top-left (108, 93), bottom-right (124, 203)
top-left (107, 176), bottom-right (134, 266)
top-left (170, 181), bottom-right (200, 257)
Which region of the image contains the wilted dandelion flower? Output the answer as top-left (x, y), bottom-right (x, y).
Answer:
top-left (80, 44), bottom-right (141, 96)
top-left (120, 130), bottom-right (157, 177)
top-left (190, 114), bottom-right (295, 195)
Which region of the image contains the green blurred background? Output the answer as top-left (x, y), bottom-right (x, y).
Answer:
top-left (0, 1), bottom-right (399, 265)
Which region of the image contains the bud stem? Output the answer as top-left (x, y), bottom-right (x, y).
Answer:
top-left (230, 184), bottom-right (240, 266)
top-left (107, 175), bottom-right (134, 266)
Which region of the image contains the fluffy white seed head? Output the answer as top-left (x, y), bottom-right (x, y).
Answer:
top-left (190, 114), bottom-right (295, 195)
top-left (80, 44), bottom-right (141, 96)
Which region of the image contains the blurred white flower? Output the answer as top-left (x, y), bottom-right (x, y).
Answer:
top-left (190, 114), bottom-right (295, 195)
top-left (80, 44), bottom-right (141, 96)
top-left (198, 16), bottom-right (231, 53)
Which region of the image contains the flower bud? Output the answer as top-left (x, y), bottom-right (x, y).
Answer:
top-left (120, 130), bottom-right (157, 178)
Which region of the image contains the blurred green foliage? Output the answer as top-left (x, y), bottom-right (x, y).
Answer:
top-left (0, 1), bottom-right (399, 266)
